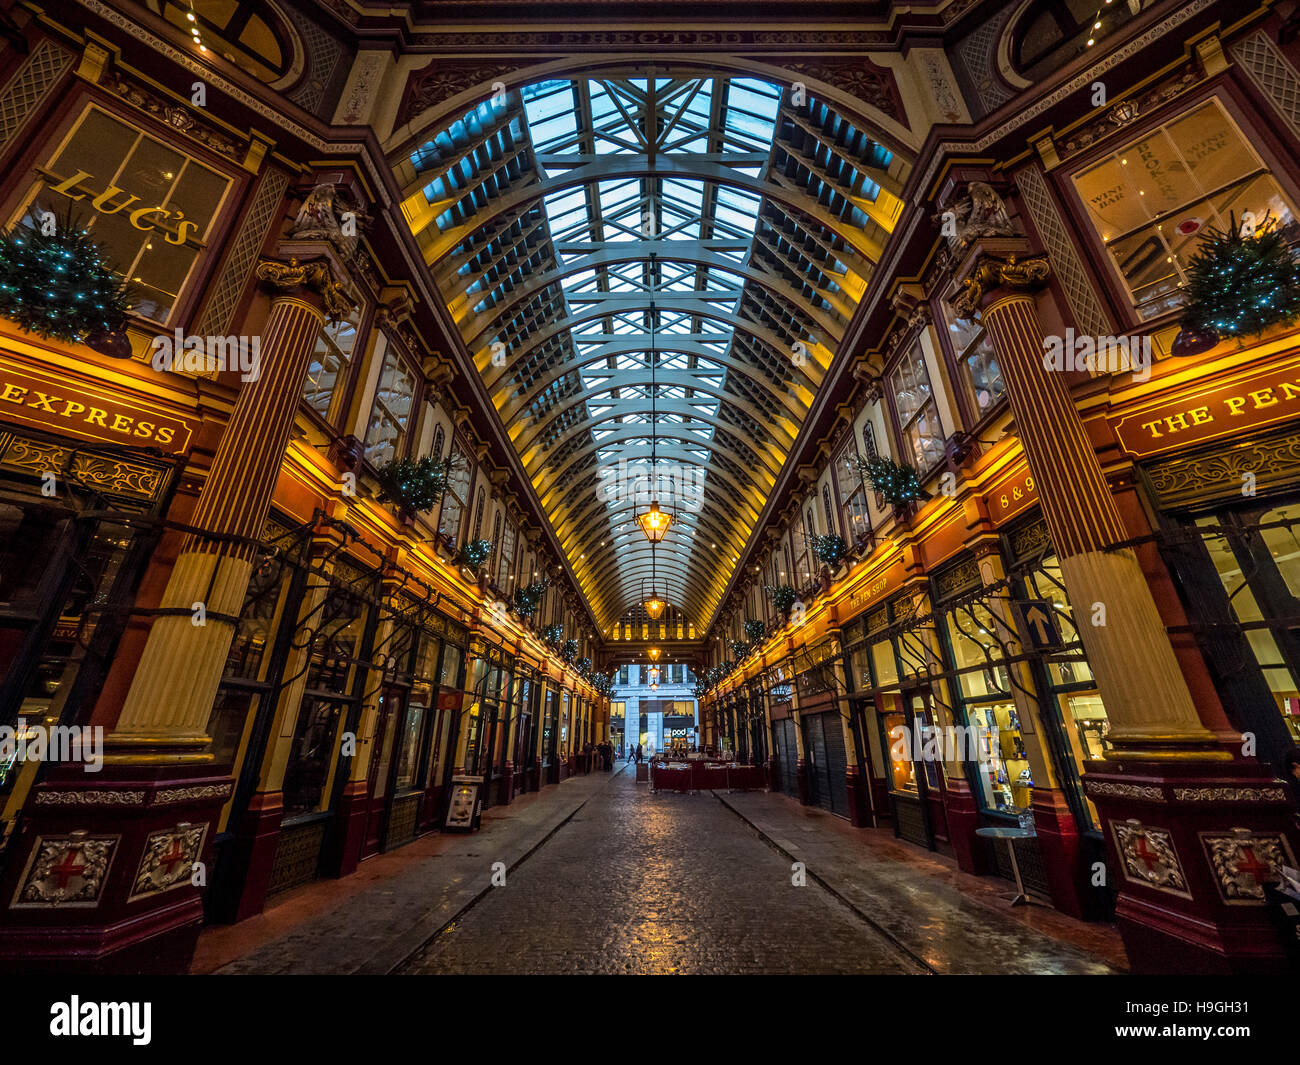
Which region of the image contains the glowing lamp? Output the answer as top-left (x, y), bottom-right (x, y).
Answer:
top-left (648, 647), bottom-right (661, 661)
top-left (636, 501), bottom-right (672, 543)
top-left (644, 594), bottom-right (666, 619)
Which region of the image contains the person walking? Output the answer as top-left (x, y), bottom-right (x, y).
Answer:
top-left (635, 743), bottom-right (643, 764)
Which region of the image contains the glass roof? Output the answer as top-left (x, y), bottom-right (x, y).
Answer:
top-left (400, 73), bottom-right (906, 634)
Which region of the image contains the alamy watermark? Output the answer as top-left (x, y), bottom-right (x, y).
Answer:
top-left (890, 722), bottom-right (995, 765)
top-left (0, 720), bottom-right (104, 773)
top-left (597, 458), bottom-right (704, 511)
top-left (1042, 328), bottom-right (1151, 383)
top-left (151, 330), bottom-right (261, 382)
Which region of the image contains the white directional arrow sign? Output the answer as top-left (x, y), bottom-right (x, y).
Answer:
top-left (1017, 598), bottom-right (1064, 652)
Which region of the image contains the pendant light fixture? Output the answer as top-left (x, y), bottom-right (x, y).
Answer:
top-left (635, 290), bottom-right (673, 544)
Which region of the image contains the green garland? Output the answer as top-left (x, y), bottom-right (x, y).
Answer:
top-left (560, 638), bottom-right (578, 663)
top-left (767, 584), bottom-right (797, 615)
top-left (1180, 212), bottom-right (1300, 339)
top-left (859, 454), bottom-right (925, 508)
top-left (0, 209), bottom-right (132, 344)
top-left (542, 623), bottom-right (564, 646)
top-left (458, 538), bottom-right (493, 572)
top-left (376, 455), bottom-right (453, 513)
top-left (730, 639), bottom-right (750, 660)
top-left (811, 533), bottom-right (847, 567)
top-left (575, 657), bottom-right (592, 676)
top-left (744, 618), bottom-right (766, 643)
top-left (513, 579), bottom-right (549, 618)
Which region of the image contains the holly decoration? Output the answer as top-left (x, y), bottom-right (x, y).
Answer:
top-left (458, 538), bottom-right (493, 572)
top-left (744, 618), bottom-right (766, 643)
top-left (560, 638), bottom-right (578, 663)
top-left (542, 623), bottom-right (564, 646)
top-left (859, 454), bottom-right (926, 508)
top-left (1180, 212), bottom-right (1300, 340)
top-left (767, 584), bottom-right (797, 615)
top-left (730, 639), bottom-right (749, 660)
top-left (575, 657), bottom-right (592, 677)
top-left (0, 208), bottom-right (132, 348)
top-left (376, 455), bottom-right (454, 513)
top-left (811, 533), bottom-right (847, 568)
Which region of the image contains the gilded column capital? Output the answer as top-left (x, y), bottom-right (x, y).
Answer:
top-left (951, 252), bottom-right (1051, 319)
top-left (255, 255), bottom-right (356, 320)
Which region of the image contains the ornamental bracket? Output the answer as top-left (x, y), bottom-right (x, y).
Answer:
top-left (950, 252), bottom-right (1051, 319)
top-left (255, 256), bottom-right (356, 321)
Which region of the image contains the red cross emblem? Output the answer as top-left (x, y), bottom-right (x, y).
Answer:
top-left (159, 837), bottom-right (189, 876)
top-left (1233, 845), bottom-right (1274, 887)
top-left (1132, 833), bottom-right (1164, 874)
top-left (49, 847), bottom-right (86, 889)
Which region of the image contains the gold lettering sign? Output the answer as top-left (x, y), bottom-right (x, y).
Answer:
top-left (850, 571), bottom-right (890, 608)
top-left (0, 355), bottom-right (192, 451)
top-left (1114, 354), bottom-right (1300, 458)
top-left (40, 169), bottom-right (204, 247)
top-left (986, 470), bottom-right (1037, 522)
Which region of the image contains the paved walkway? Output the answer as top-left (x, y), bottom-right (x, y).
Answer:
top-left (715, 789), bottom-right (1126, 975)
top-left (196, 766), bottom-right (629, 975)
top-left (199, 767), bottom-right (1126, 975)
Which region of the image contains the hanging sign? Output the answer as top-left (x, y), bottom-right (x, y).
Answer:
top-left (1015, 598), bottom-right (1064, 652)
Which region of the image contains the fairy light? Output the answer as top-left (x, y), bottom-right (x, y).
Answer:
top-left (186, 3), bottom-right (208, 53)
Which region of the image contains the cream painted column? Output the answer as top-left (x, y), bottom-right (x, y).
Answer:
top-left (112, 256), bottom-right (355, 761)
top-left (954, 249), bottom-right (1218, 759)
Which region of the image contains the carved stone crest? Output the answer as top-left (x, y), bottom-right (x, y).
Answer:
top-left (1112, 822), bottom-right (1191, 898)
top-left (13, 832), bottom-right (117, 908)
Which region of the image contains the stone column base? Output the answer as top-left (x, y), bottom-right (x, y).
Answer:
top-left (0, 764), bottom-right (234, 974)
top-left (1084, 758), bottom-right (1300, 973)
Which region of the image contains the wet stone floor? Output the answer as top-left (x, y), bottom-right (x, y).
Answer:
top-left (401, 767), bottom-right (926, 975)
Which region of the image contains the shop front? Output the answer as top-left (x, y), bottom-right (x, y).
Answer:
top-left (769, 669), bottom-right (799, 800)
top-left (0, 422), bottom-right (184, 857)
top-left (1143, 423), bottom-right (1300, 770)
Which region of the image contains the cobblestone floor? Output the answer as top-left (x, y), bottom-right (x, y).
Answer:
top-left (402, 769), bottom-right (926, 974)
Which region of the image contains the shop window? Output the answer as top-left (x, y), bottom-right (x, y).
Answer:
top-left (1019, 551), bottom-right (1111, 827)
top-left (943, 308), bottom-right (1005, 418)
top-left (1195, 505), bottom-right (1300, 748)
top-left (439, 444), bottom-right (472, 546)
top-left (282, 697), bottom-right (344, 819)
top-left (888, 342), bottom-right (945, 472)
top-left (496, 518), bottom-right (517, 589)
top-left (30, 104), bottom-right (232, 324)
top-left (365, 348), bottom-right (418, 466)
top-left (302, 313), bottom-right (359, 422)
top-left (393, 704), bottom-right (426, 792)
top-left (1072, 98), bottom-right (1300, 321)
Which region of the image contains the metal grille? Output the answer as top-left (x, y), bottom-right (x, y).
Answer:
top-left (893, 794), bottom-right (929, 847)
top-left (193, 169), bottom-right (291, 338)
top-left (991, 831), bottom-right (1052, 901)
top-left (266, 820), bottom-right (326, 896)
top-left (1017, 163), bottom-right (1113, 340)
top-left (383, 794), bottom-right (421, 850)
top-left (0, 39), bottom-right (72, 156)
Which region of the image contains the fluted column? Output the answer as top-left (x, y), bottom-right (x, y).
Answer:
top-left (111, 256), bottom-right (356, 760)
top-left (955, 249), bottom-right (1217, 759)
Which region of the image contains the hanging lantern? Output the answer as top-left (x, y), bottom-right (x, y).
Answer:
top-left (644, 593), bottom-right (666, 619)
top-left (636, 500), bottom-right (672, 543)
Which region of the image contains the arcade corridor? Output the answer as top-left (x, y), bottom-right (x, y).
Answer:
top-left (202, 767), bottom-right (1120, 976)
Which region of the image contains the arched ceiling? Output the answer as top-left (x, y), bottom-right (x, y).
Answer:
top-left (396, 73), bottom-right (910, 634)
